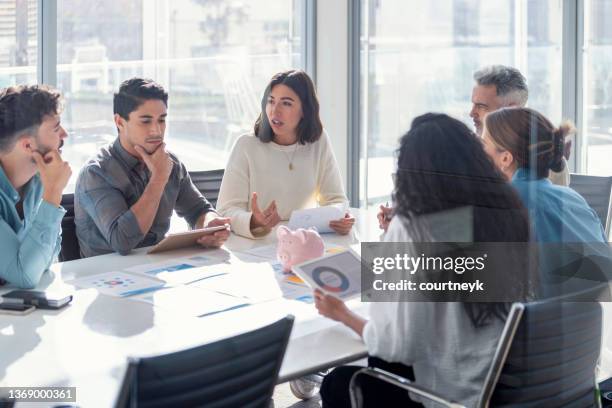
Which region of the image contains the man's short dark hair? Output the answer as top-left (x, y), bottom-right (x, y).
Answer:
top-left (473, 65), bottom-right (528, 106)
top-left (0, 84), bottom-right (62, 152)
top-left (113, 78), bottom-right (168, 121)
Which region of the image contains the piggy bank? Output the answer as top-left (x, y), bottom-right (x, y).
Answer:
top-left (276, 225), bottom-right (325, 272)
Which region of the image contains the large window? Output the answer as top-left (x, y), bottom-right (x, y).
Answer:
top-left (56, 0), bottom-right (305, 189)
top-left (582, 0), bottom-right (612, 176)
top-left (0, 0), bottom-right (37, 86)
top-left (1, 1), bottom-right (609, 200)
top-left (358, 0), bottom-right (563, 206)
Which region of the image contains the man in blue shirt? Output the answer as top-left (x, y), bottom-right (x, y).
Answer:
top-left (75, 78), bottom-right (229, 257)
top-left (0, 85), bottom-right (72, 288)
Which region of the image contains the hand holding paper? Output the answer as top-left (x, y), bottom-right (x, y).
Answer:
top-left (288, 206), bottom-right (345, 233)
top-left (329, 212), bottom-right (355, 235)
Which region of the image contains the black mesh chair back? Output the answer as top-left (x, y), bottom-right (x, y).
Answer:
top-left (115, 315), bottom-right (294, 408)
top-left (59, 193), bottom-right (81, 261)
top-left (189, 169), bottom-right (225, 208)
top-left (485, 288), bottom-right (604, 407)
top-left (570, 173), bottom-right (612, 236)
top-left (350, 286), bottom-right (605, 408)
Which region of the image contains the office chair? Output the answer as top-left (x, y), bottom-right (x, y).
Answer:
top-left (349, 284), bottom-right (606, 408)
top-left (59, 193), bottom-right (81, 262)
top-left (570, 173), bottom-right (612, 237)
top-left (114, 315), bottom-right (294, 408)
top-left (188, 169), bottom-right (225, 208)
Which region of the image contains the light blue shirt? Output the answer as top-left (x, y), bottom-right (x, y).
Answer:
top-left (511, 167), bottom-right (606, 243)
top-left (0, 166), bottom-right (64, 288)
top-left (512, 168), bottom-right (609, 297)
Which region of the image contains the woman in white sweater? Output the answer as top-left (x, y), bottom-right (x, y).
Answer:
top-left (217, 70), bottom-right (353, 238)
top-left (315, 113), bottom-right (534, 407)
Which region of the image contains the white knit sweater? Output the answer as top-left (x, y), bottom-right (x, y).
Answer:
top-left (216, 131), bottom-right (349, 238)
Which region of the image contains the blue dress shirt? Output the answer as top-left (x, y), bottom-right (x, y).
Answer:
top-left (0, 166), bottom-right (64, 288)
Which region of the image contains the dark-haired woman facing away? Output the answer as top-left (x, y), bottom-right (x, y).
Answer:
top-left (216, 69), bottom-right (354, 238)
top-left (315, 113), bottom-right (534, 407)
top-left (482, 107), bottom-right (606, 243)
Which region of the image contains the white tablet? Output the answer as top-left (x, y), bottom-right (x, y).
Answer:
top-left (147, 225), bottom-right (229, 254)
top-left (292, 249), bottom-right (362, 300)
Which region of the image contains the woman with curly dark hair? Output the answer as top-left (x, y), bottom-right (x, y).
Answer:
top-left (315, 113), bottom-right (534, 408)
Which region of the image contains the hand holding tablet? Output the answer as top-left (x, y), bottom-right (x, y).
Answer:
top-left (198, 217), bottom-right (231, 248)
top-left (292, 249), bottom-right (362, 300)
top-left (147, 224), bottom-right (230, 254)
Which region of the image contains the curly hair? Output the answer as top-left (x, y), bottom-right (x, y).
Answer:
top-left (393, 113), bottom-right (532, 326)
top-left (394, 113), bottom-right (528, 238)
top-left (0, 84), bottom-right (62, 152)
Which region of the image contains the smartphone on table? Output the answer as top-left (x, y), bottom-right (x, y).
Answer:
top-left (0, 302), bottom-right (35, 315)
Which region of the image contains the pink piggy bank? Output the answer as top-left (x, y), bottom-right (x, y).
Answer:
top-left (276, 225), bottom-right (325, 272)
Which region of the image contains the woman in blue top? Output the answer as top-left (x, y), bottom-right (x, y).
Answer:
top-left (482, 107), bottom-right (608, 297)
top-left (481, 107), bottom-right (606, 243)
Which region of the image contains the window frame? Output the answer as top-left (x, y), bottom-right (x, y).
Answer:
top-left (39, 0), bottom-right (315, 82)
top-left (349, 0), bottom-right (593, 207)
top-left (31, 0), bottom-right (314, 192)
top-left (26, 0), bottom-right (608, 204)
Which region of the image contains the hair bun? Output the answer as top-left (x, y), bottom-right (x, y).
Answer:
top-left (549, 122), bottom-right (573, 172)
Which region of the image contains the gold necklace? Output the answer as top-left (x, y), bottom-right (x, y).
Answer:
top-left (283, 143), bottom-right (298, 171)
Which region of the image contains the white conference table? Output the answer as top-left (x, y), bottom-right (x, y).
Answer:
top-left (0, 208), bottom-right (382, 407)
top-left (3, 207), bottom-right (612, 407)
